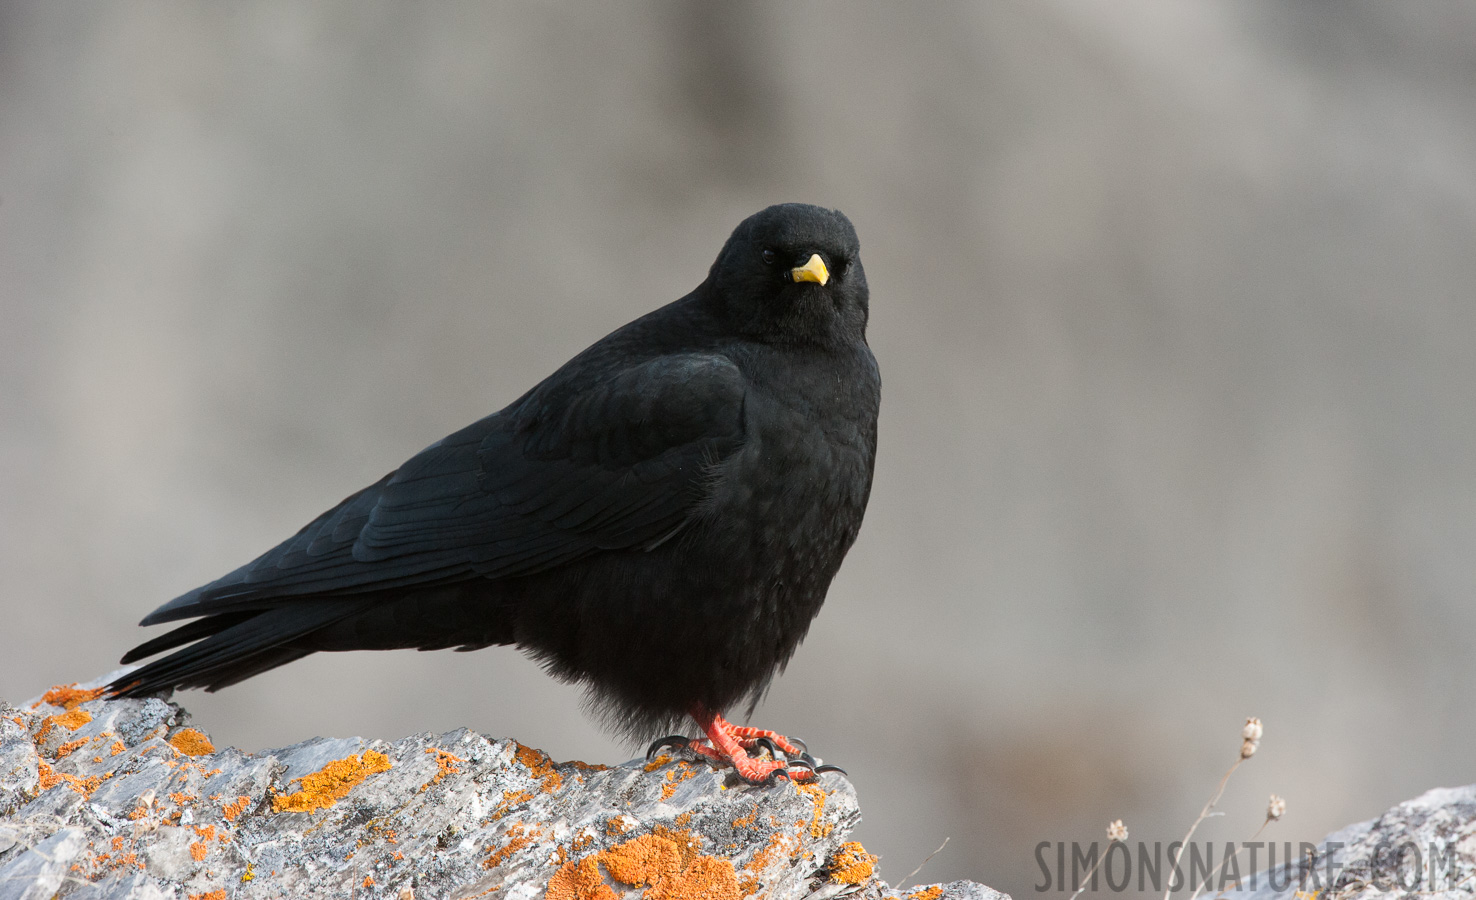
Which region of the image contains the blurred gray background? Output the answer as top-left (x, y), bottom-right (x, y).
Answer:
top-left (4, 1), bottom-right (1476, 895)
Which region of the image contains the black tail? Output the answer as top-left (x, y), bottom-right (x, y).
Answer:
top-left (108, 599), bottom-right (366, 697)
top-left (109, 580), bottom-right (519, 697)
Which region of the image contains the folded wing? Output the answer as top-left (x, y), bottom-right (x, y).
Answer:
top-left (139, 353), bottom-right (748, 626)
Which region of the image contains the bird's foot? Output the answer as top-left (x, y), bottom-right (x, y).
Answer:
top-left (648, 715), bottom-right (848, 782)
top-left (728, 725), bottom-right (807, 758)
top-left (645, 735), bottom-right (691, 760)
top-left (733, 730), bottom-right (844, 776)
top-left (646, 731), bottom-right (802, 765)
top-left (686, 709), bottom-right (845, 785)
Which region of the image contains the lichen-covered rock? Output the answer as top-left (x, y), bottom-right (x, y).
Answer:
top-left (0, 674), bottom-right (997, 900)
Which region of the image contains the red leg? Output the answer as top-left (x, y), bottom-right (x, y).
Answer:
top-left (686, 733), bottom-right (772, 755)
top-left (690, 708), bottom-right (815, 784)
top-left (684, 741), bottom-right (724, 763)
top-left (728, 725), bottom-right (805, 757)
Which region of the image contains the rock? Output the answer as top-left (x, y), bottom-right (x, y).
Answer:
top-left (0, 827), bottom-right (85, 900)
top-left (0, 671), bottom-right (998, 900)
top-left (1245, 785), bottom-right (1476, 900)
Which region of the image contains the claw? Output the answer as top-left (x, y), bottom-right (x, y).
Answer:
top-left (646, 735), bottom-right (690, 761)
top-left (814, 764), bottom-right (848, 777)
top-left (689, 710), bottom-right (828, 787)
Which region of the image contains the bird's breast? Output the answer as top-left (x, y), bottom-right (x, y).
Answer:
top-left (698, 347), bottom-right (879, 612)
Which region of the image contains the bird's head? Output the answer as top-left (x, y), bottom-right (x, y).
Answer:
top-left (707, 203), bottom-right (868, 347)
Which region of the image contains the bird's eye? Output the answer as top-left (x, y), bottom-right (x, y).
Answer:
top-left (761, 249), bottom-right (776, 265)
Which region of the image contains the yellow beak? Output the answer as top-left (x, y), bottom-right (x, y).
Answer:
top-left (790, 253), bottom-right (830, 285)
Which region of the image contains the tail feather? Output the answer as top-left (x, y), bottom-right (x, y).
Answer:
top-left (119, 612), bottom-right (256, 664)
top-left (183, 644), bottom-right (318, 691)
top-left (109, 599), bottom-right (364, 697)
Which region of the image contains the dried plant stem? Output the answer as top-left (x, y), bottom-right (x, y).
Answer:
top-left (1068, 856), bottom-right (1105, 900)
top-left (1069, 840), bottom-right (1121, 900)
top-left (897, 836), bottom-right (950, 891)
top-left (1163, 756), bottom-right (1245, 900)
top-left (1191, 816), bottom-right (1273, 900)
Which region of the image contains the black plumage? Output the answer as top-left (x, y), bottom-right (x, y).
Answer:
top-left (111, 203), bottom-right (879, 768)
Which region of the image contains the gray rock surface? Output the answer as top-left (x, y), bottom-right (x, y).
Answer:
top-left (0, 674), bottom-right (1000, 900)
top-left (1243, 784), bottom-right (1476, 900)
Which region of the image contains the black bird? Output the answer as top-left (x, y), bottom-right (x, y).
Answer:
top-left (110, 203), bottom-right (879, 783)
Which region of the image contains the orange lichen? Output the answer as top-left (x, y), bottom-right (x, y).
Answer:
top-left (660, 763), bottom-right (699, 801)
top-left (826, 842), bottom-right (878, 885)
top-left (741, 830), bottom-right (798, 886)
top-left (546, 856), bottom-right (617, 900)
top-left (222, 795), bottom-right (251, 821)
top-left (548, 829), bottom-right (740, 900)
top-left (168, 791), bottom-right (198, 806)
top-left (568, 759), bottom-right (609, 772)
top-left (36, 761), bottom-right (107, 796)
top-left (674, 811), bottom-right (694, 828)
top-left (110, 740), bottom-right (126, 756)
top-left (55, 737), bottom-right (89, 759)
top-left (194, 825), bottom-right (217, 841)
top-left (643, 754), bottom-right (673, 773)
top-left (169, 728), bottom-right (216, 756)
top-left (35, 708), bottom-right (93, 742)
top-left (55, 708), bottom-right (92, 730)
top-left (514, 742), bottom-right (564, 794)
top-left (731, 808), bottom-right (757, 829)
top-left (482, 823), bottom-right (537, 870)
top-left (189, 891), bottom-right (227, 900)
top-left (492, 789), bottom-right (535, 819)
top-left (795, 783), bottom-right (832, 838)
top-left (270, 750), bottom-right (392, 813)
top-left (655, 827), bottom-right (705, 866)
top-left (570, 832), bottom-right (596, 855)
top-left (422, 747), bottom-right (464, 790)
top-left (71, 834), bottom-right (149, 881)
top-left (599, 833), bottom-right (681, 885)
top-left (190, 841), bottom-right (209, 861)
top-left (606, 816), bottom-right (633, 836)
top-left (908, 887), bottom-right (944, 900)
top-left (364, 876), bottom-right (375, 888)
top-left (37, 684), bottom-right (107, 710)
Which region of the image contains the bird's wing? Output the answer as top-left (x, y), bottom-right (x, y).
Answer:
top-left (142, 353), bottom-right (746, 624)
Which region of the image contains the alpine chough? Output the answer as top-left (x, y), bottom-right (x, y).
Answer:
top-left (110, 203), bottom-right (879, 783)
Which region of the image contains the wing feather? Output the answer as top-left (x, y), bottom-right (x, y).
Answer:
top-left (140, 353), bottom-right (746, 625)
